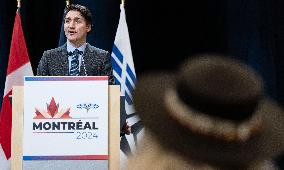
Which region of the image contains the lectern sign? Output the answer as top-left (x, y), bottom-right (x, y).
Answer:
top-left (23, 76), bottom-right (108, 160)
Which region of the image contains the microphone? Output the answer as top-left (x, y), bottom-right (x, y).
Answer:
top-left (81, 55), bottom-right (87, 76)
top-left (98, 66), bottom-right (102, 76)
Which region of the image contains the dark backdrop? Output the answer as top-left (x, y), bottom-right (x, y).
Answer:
top-left (1, 0), bottom-right (284, 168)
top-left (125, 0), bottom-right (284, 107)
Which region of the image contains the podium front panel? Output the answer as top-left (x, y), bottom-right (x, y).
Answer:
top-left (12, 84), bottom-right (120, 170)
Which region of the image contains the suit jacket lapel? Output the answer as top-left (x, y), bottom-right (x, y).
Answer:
top-left (59, 43), bottom-right (70, 76)
top-left (58, 43), bottom-right (94, 76)
top-left (80, 43), bottom-right (94, 76)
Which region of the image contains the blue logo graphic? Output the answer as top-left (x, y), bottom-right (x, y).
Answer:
top-left (76, 103), bottom-right (99, 113)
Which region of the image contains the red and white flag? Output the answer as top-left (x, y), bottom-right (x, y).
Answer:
top-left (0, 10), bottom-right (33, 170)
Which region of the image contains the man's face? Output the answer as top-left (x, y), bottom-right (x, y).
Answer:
top-left (64, 10), bottom-right (91, 45)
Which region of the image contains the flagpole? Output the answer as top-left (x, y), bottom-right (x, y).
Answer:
top-left (17, 0), bottom-right (20, 8)
top-left (66, 0), bottom-right (70, 6)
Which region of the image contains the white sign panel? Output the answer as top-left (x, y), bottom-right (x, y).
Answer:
top-left (23, 76), bottom-right (108, 160)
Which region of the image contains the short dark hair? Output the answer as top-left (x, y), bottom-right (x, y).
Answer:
top-left (64, 4), bottom-right (92, 26)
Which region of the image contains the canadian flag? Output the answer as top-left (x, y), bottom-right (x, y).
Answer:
top-left (0, 11), bottom-right (33, 169)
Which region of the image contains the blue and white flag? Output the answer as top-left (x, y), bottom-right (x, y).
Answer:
top-left (111, 4), bottom-right (136, 114)
top-left (111, 3), bottom-right (144, 168)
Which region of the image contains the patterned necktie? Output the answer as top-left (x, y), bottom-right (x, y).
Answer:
top-left (68, 49), bottom-right (83, 76)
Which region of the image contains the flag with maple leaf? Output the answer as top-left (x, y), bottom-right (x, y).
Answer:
top-left (0, 9), bottom-right (33, 170)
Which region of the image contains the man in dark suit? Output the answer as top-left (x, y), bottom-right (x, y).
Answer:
top-left (37, 4), bottom-right (132, 135)
top-left (37, 4), bottom-right (115, 85)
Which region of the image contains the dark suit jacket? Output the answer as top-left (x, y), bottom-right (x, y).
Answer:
top-left (37, 43), bottom-right (115, 84)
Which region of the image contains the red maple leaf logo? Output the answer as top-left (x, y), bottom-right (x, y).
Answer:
top-left (34, 97), bottom-right (71, 119)
top-left (47, 97), bottom-right (58, 117)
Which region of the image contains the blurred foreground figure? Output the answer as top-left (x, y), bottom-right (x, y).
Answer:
top-left (125, 54), bottom-right (284, 170)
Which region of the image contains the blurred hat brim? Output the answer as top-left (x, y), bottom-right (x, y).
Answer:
top-left (134, 72), bottom-right (284, 166)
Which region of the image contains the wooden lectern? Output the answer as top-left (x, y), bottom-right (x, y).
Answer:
top-left (11, 85), bottom-right (120, 170)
